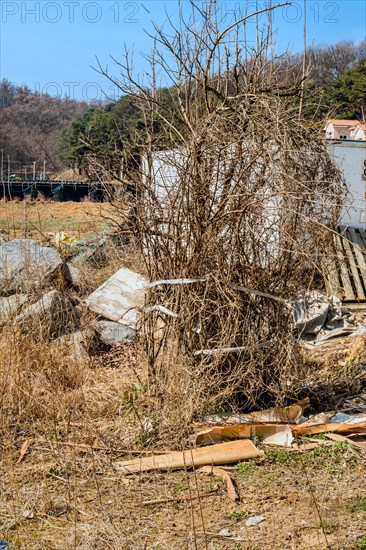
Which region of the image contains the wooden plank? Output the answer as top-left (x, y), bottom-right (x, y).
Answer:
top-left (357, 228), bottom-right (366, 252)
top-left (324, 256), bottom-right (342, 298)
top-left (334, 233), bottom-right (355, 300)
top-left (348, 227), bottom-right (366, 279)
top-left (341, 229), bottom-right (365, 300)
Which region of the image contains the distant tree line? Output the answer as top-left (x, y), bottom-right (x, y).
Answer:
top-left (0, 80), bottom-right (87, 175)
top-left (300, 40), bottom-right (366, 120)
top-left (0, 40), bottom-right (365, 180)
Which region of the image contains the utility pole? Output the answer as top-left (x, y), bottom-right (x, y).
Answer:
top-left (33, 161), bottom-right (36, 180)
top-left (1, 149), bottom-right (3, 180)
top-left (43, 161), bottom-right (46, 181)
top-left (7, 155), bottom-right (11, 200)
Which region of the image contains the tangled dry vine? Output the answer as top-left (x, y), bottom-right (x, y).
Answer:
top-left (98, 0), bottom-right (346, 430)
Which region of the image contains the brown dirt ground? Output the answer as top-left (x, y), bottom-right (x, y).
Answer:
top-left (1, 342), bottom-right (366, 550)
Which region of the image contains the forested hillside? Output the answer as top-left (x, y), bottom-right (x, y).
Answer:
top-left (1, 40), bottom-right (365, 180)
top-left (0, 81), bottom-right (87, 174)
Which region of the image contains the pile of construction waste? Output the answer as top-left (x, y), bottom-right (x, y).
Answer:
top-left (2, 236), bottom-right (366, 361)
top-left (2, 237), bottom-right (366, 485)
top-left (114, 397), bottom-right (366, 500)
top-left (0, 238), bottom-right (146, 359)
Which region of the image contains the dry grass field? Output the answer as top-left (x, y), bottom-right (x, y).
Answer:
top-left (1, 336), bottom-right (366, 550)
top-left (0, 199), bottom-right (116, 242)
top-left (0, 200), bottom-right (366, 549)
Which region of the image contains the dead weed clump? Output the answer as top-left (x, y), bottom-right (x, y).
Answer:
top-left (0, 325), bottom-right (88, 438)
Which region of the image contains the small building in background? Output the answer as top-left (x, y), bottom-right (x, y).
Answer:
top-left (351, 122), bottom-right (366, 141)
top-left (326, 139), bottom-right (366, 228)
top-left (325, 119), bottom-right (359, 140)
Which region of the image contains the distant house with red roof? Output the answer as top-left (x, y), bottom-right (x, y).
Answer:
top-left (351, 122), bottom-right (366, 141)
top-left (324, 119), bottom-right (359, 140)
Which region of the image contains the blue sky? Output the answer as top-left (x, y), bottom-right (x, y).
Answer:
top-left (1, 1), bottom-right (365, 101)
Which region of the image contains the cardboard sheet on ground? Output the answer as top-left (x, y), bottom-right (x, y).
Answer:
top-left (292, 421), bottom-right (366, 437)
top-left (114, 440), bottom-right (263, 474)
top-left (195, 423), bottom-right (293, 447)
top-left (198, 466), bottom-right (239, 501)
top-left (202, 398), bottom-right (309, 425)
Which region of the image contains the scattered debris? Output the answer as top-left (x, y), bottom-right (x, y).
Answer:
top-left (292, 421), bottom-right (366, 437)
top-left (195, 423), bottom-right (293, 447)
top-left (293, 290), bottom-right (366, 346)
top-left (342, 394), bottom-right (366, 413)
top-left (0, 239), bottom-right (64, 294)
top-left (198, 465), bottom-right (239, 501)
top-left (114, 440), bottom-right (264, 474)
top-left (324, 432), bottom-right (366, 451)
top-left (16, 439), bottom-right (32, 464)
top-left (51, 231), bottom-right (77, 249)
top-left (290, 440), bottom-right (334, 452)
top-left (202, 398), bottom-right (310, 425)
top-left (245, 515), bottom-right (265, 527)
top-left (85, 267), bottom-right (148, 328)
top-left (94, 319), bottom-right (136, 345)
top-left (331, 412), bottom-right (366, 424)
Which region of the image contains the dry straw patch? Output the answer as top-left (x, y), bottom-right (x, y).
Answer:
top-left (0, 326), bottom-right (88, 439)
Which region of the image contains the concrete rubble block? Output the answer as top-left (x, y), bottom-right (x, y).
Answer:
top-left (0, 294), bottom-right (30, 326)
top-left (52, 328), bottom-right (97, 361)
top-left (65, 262), bottom-right (83, 289)
top-left (15, 290), bottom-right (76, 338)
top-left (0, 239), bottom-right (64, 295)
top-left (95, 319), bottom-right (136, 345)
top-left (72, 238), bottom-right (108, 267)
top-left (85, 267), bottom-right (148, 329)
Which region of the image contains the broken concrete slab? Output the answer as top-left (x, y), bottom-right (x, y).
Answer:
top-left (85, 268), bottom-right (148, 328)
top-left (94, 319), bottom-right (136, 345)
top-left (65, 263), bottom-right (83, 289)
top-left (0, 294), bottom-right (29, 326)
top-left (15, 290), bottom-right (75, 338)
top-left (72, 238), bottom-right (108, 266)
top-left (0, 239), bottom-right (64, 295)
top-left (52, 328), bottom-right (96, 361)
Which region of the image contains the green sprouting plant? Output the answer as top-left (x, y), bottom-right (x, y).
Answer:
top-left (228, 509), bottom-right (248, 521)
top-left (349, 495), bottom-right (366, 513)
top-left (236, 461), bottom-right (255, 475)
